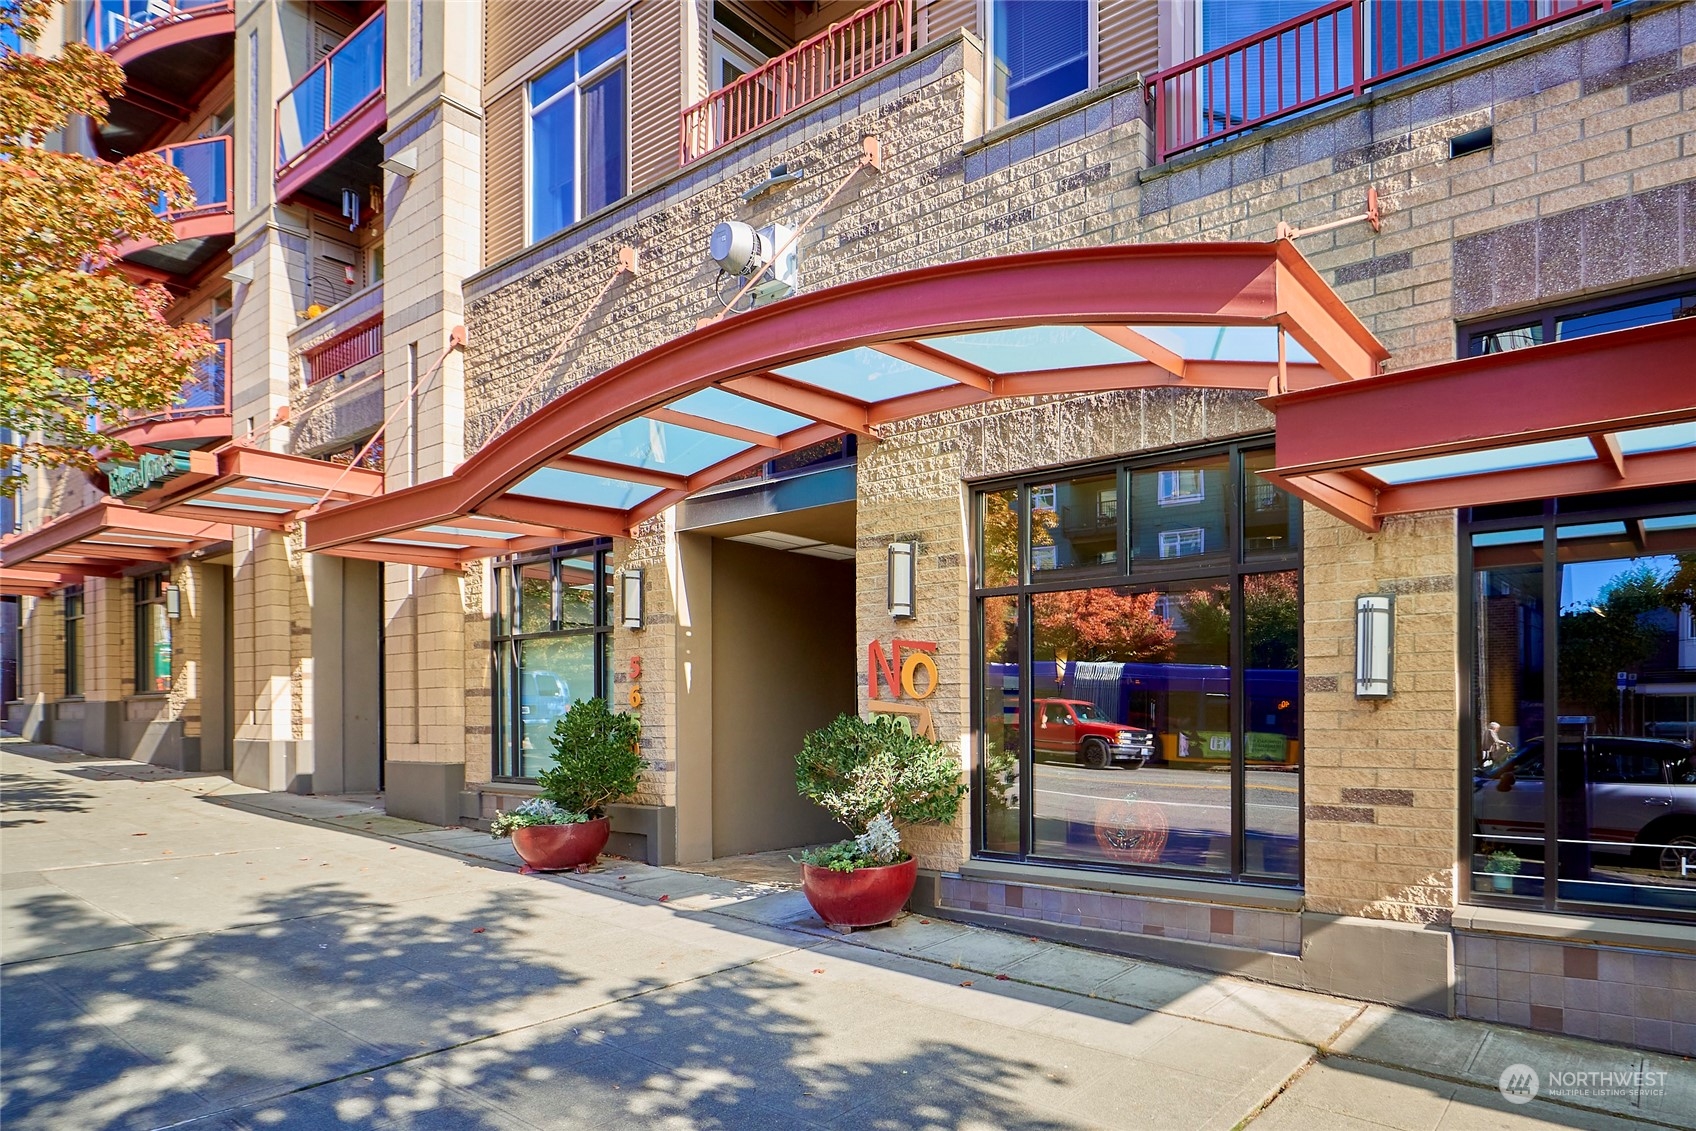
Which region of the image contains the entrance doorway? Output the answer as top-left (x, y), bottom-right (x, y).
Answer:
top-left (705, 502), bottom-right (856, 860)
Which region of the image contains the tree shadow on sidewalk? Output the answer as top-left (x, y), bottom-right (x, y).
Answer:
top-left (2, 863), bottom-right (1099, 1131)
top-left (0, 771), bottom-right (95, 827)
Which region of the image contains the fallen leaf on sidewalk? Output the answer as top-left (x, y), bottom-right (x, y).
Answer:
top-left (131, 833), bottom-right (147, 837)
top-left (994, 974), bottom-right (1009, 981)
top-left (472, 927), bottom-right (485, 934)
top-left (959, 980), bottom-right (973, 987)
top-left (919, 919), bottom-right (930, 924)
top-left (617, 875), bottom-right (627, 880)
top-left (812, 969), bottom-right (825, 975)
top-left (658, 894), bottom-right (670, 902)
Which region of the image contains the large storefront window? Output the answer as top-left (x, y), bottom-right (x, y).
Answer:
top-left (973, 441), bottom-right (1301, 883)
top-left (134, 574), bottom-right (171, 693)
top-left (491, 542), bottom-right (614, 779)
top-left (1465, 490), bottom-right (1696, 918)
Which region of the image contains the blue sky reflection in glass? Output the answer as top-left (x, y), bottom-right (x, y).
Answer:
top-left (771, 347), bottom-right (954, 402)
top-left (1128, 325), bottom-right (1318, 364)
top-left (920, 327), bottom-right (1138, 373)
top-left (669, 387), bottom-right (811, 435)
top-left (575, 417), bottom-right (750, 475)
top-left (1365, 438), bottom-right (1597, 485)
top-left (1615, 422), bottom-right (1696, 455)
top-left (510, 467), bottom-right (663, 509)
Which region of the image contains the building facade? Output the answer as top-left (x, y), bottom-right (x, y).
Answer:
top-left (6, 0), bottom-right (1695, 1056)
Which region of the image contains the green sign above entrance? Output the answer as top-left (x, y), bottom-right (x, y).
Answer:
top-left (108, 451), bottom-right (192, 499)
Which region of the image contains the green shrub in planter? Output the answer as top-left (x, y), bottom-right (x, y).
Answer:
top-left (537, 697), bottom-right (644, 818)
top-left (795, 714), bottom-right (967, 871)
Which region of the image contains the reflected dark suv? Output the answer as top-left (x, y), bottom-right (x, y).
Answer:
top-left (1474, 736), bottom-right (1696, 874)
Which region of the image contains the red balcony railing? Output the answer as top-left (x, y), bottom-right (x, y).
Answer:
top-left (1150, 0), bottom-right (1611, 163)
top-left (84, 0), bottom-right (232, 54)
top-left (304, 316), bottom-right (381, 384)
top-left (121, 339), bottom-right (230, 427)
top-left (680, 0), bottom-right (915, 164)
top-left (148, 137), bottom-right (232, 222)
top-left (276, 9), bottom-right (385, 172)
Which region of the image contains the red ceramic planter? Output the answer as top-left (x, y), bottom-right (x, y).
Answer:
top-left (801, 857), bottom-right (918, 930)
top-left (511, 817), bottom-right (611, 871)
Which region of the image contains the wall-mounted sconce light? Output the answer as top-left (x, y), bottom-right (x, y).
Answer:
top-left (887, 541), bottom-right (916, 619)
top-left (165, 584), bottom-right (182, 620)
top-left (380, 147), bottom-right (419, 178)
top-left (223, 262), bottom-right (254, 285)
top-left (620, 568), bottom-right (644, 630)
top-left (1355, 594), bottom-right (1394, 698)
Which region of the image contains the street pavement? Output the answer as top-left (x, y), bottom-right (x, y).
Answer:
top-left (2, 738), bottom-right (1692, 1131)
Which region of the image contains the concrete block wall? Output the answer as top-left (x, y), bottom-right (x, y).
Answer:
top-left (455, 7), bottom-right (1693, 924)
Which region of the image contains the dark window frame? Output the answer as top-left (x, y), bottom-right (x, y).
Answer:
top-left (63, 585), bottom-right (84, 697)
top-left (969, 436), bottom-right (1305, 887)
top-left (1458, 278), bottom-right (1696, 358)
top-left (133, 573), bottom-right (171, 695)
top-left (1458, 491), bottom-right (1696, 925)
top-left (490, 539), bottom-right (615, 781)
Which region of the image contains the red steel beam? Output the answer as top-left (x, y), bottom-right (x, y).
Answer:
top-left (1269, 318), bottom-right (1696, 476)
top-left (306, 242), bottom-right (1382, 554)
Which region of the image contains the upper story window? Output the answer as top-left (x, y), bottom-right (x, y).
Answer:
top-left (528, 22), bottom-right (627, 244)
top-left (1200, 0), bottom-right (1323, 52)
top-left (1462, 281), bottom-right (1696, 358)
top-left (987, 0), bottom-right (1091, 127)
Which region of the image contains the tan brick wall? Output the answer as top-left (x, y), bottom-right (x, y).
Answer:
top-left (455, 10), bottom-right (1694, 908)
top-left (1300, 508), bottom-right (1460, 923)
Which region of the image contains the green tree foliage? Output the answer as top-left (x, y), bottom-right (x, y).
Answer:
top-left (540, 698), bottom-right (644, 817)
top-left (1559, 563), bottom-right (1672, 725)
top-left (0, 0), bottom-right (213, 487)
top-left (796, 714), bottom-right (967, 837)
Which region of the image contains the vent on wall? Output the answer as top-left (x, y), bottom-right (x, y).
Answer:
top-left (1450, 126), bottom-right (1493, 159)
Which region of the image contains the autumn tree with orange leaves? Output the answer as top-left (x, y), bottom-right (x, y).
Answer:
top-left (0, 0), bottom-right (213, 489)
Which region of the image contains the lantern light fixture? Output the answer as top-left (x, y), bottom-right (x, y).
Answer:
top-left (1355, 593), bottom-right (1394, 698)
top-left (620, 568), bottom-right (644, 630)
top-left (887, 541), bottom-right (916, 619)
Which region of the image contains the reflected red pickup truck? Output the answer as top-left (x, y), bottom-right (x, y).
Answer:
top-left (1032, 699), bottom-right (1155, 769)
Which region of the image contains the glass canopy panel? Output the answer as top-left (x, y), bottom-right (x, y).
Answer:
top-left (1127, 325), bottom-right (1318, 364)
top-left (770, 347), bottom-right (954, 402)
top-left (574, 417), bottom-right (751, 475)
top-left (669, 387), bottom-right (812, 435)
top-left (510, 467), bottom-right (662, 509)
top-left (218, 486), bottom-right (325, 507)
top-left (179, 497), bottom-right (291, 514)
top-left (1642, 515), bottom-right (1696, 532)
top-left (1615, 422), bottom-right (1696, 455)
top-left (1471, 529), bottom-right (1543, 548)
top-left (422, 524), bottom-right (522, 540)
top-left (1364, 438), bottom-right (1598, 485)
top-left (919, 327), bottom-right (1141, 373)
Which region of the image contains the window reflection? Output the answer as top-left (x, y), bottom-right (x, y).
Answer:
top-left (1029, 473), bottom-right (1118, 577)
top-left (1245, 571), bottom-right (1301, 879)
top-left (1242, 449), bottom-right (1299, 562)
top-left (980, 489), bottom-right (1019, 588)
top-left (981, 595), bottom-right (1021, 853)
top-left (1029, 579), bottom-right (1232, 873)
top-left (1554, 549), bottom-right (1696, 911)
top-left (1468, 512), bottom-right (1696, 914)
top-left (1132, 454), bottom-right (1229, 571)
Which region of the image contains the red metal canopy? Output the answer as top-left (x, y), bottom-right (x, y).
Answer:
top-left (1264, 318), bottom-right (1696, 531)
top-left (0, 501), bottom-right (232, 580)
top-left (305, 241), bottom-right (1386, 567)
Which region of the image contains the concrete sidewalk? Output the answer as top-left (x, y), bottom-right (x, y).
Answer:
top-left (3, 738), bottom-right (1691, 1131)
